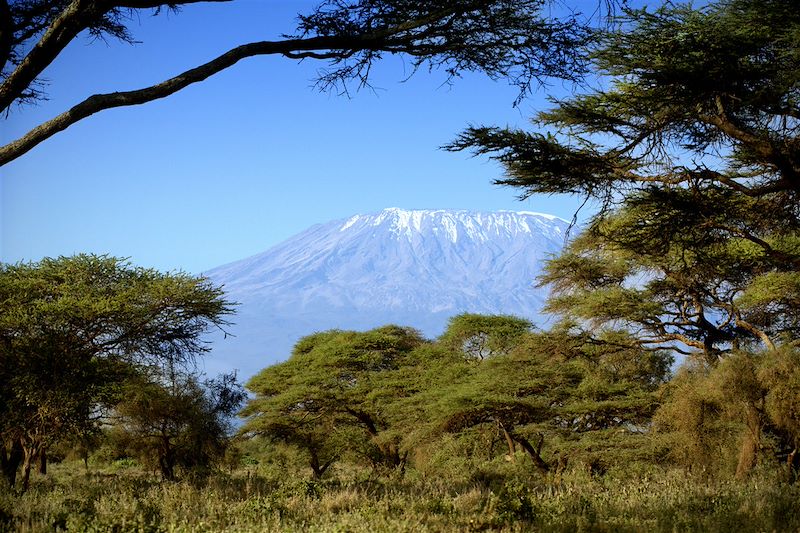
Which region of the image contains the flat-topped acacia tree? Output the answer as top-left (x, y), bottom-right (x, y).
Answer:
top-left (0, 254), bottom-right (233, 490)
top-left (240, 325), bottom-right (427, 475)
top-left (415, 324), bottom-right (671, 473)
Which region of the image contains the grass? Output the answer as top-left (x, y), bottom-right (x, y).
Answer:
top-left (1, 459), bottom-right (799, 532)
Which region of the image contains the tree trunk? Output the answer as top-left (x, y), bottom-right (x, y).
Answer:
top-left (18, 435), bottom-right (45, 493)
top-left (20, 447), bottom-right (35, 492)
top-left (786, 447), bottom-right (800, 481)
top-left (512, 432), bottom-right (549, 473)
top-left (398, 450), bottom-right (409, 476)
top-left (377, 442), bottom-right (403, 467)
top-left (159, 454), bottom-right (176, 481)
top-left (500, 424), bottom-right (516, 462)
top-left (735, 407), bottom-right (763, 479)
top-left (787, 447), bottom-right (798, 474)
top-left (309, 449), bottom-right (334, 479)
top-left (38, 448), bottom-right (47, 475)
top-left (1, 438), bottom-right (23, 488)
top-left (159, 439), bottom-right (176, 481)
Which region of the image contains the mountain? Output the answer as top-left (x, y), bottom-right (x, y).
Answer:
top-left (202, 208), bottom-right (569, 379)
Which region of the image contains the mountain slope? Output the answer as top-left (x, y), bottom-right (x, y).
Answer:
top-left (203, 208), bottom-right (569, 378)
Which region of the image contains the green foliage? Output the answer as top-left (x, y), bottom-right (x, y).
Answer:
top-left (655, 347), bottom-right (800, 476)
top-left (0, 254), bottom-right (233, 489)
top-left (241, 316), bottom-right (671, 482)
top-left (758, 347), bottom-right (800, 453)
top-left (240, 326), bottom-right (426, 475)
top-left (111, 372), bottom-right (246, 481)
top-left (653, 365), bottom-right (739, 473)
top-left (450, 0), bottom-right (800, 203)
top-left (438, 313), bottom-right (533, 360)
top-left (447, 0), bottom-right (800, 366)
top-left (412, 324), bottom-right (671, 474)
top-left (539, 188), bottom-right (797, 361)
top-left (737, 271), bottom-right (800, 337)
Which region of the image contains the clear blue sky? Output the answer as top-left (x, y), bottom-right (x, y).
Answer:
top-left (1, 1), bottom-right (594, 274)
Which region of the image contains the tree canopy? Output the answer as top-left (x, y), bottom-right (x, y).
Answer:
top-left (449, 0), bottom-right (800, 356)
top-left (539, 189), bottom-right (799, 363)
top-left (415, 324), bottom-right (670, 473)
top-left (240, 325), bottom-right (426, 474)
top-left (240, 317), bottom-right (671, 478)
top-left (449, 0), bottom-right (800, 204)
top-left (437, 313), bottom-right (533, 360)
top-left (449, 0), bottom-right (800, 477)
top-left (0, 254), bottom-right (233, 489)
top-left (112, 370), bottom-right (245, 480)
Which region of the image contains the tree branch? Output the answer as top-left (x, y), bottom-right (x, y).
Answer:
top-left (0, 33), bottom-right (389, 165)
top-left (700, 96), bottom-right (800, 191)
top-left (0, 1), bottom-right (235, 113)
top-left (733, 314), bottom-right (777, 351)
top-left (1, 0), bottom-right (105, 113)
top-left (1, 1), bottom-right (510, 166)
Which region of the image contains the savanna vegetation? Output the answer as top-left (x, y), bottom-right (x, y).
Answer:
top-left (2, 0), bottom-right (800, 531)
top-left (2, 313), bottom-right (799, 531)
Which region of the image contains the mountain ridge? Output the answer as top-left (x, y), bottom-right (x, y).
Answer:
top-left (203, 208), bottom-right (568, 378)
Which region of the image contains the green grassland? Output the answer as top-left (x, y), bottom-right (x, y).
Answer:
top-left (3, 452), bottom-right (799, 533)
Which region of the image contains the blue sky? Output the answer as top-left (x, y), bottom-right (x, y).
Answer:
top-left (1, 1), bottom-right (593, 274)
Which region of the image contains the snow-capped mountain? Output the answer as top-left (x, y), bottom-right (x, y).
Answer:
top-left (203, 208), bottom-right (569, 378)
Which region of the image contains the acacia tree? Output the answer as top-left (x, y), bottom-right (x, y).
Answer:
top-left (446, 0), bottom-right (800, 351)
top-left (112, 371), bottom-right (245, 481)
top-left (534, 190), bottom-right (799, 475)
top-left (539, 189), bottom-right (799, 364)
top-left (0, 254), bottom-right (232, 489)
top-left (420, 324), bottom-right (670, 473)
top-left (448, 0), bottom-right (800, 281)
top-left (0, 0), bottom-right (593, 166)
top-left (438, 313), bottom-right (533, 361)
top-left (449, 0), bottom-right (800, 477)
top-left (240, 325), bottom-right (426, 475)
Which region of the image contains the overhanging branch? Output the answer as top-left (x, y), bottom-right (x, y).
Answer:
top-left (0, 33), bottom-right (385, 166)
top-left (0, 1), bottom-right (233, 112)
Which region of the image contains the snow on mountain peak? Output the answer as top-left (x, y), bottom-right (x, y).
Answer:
top-left (204, 207), bottom-right (571, 377)
top-left (334, 208), bottom-right (568, 243)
